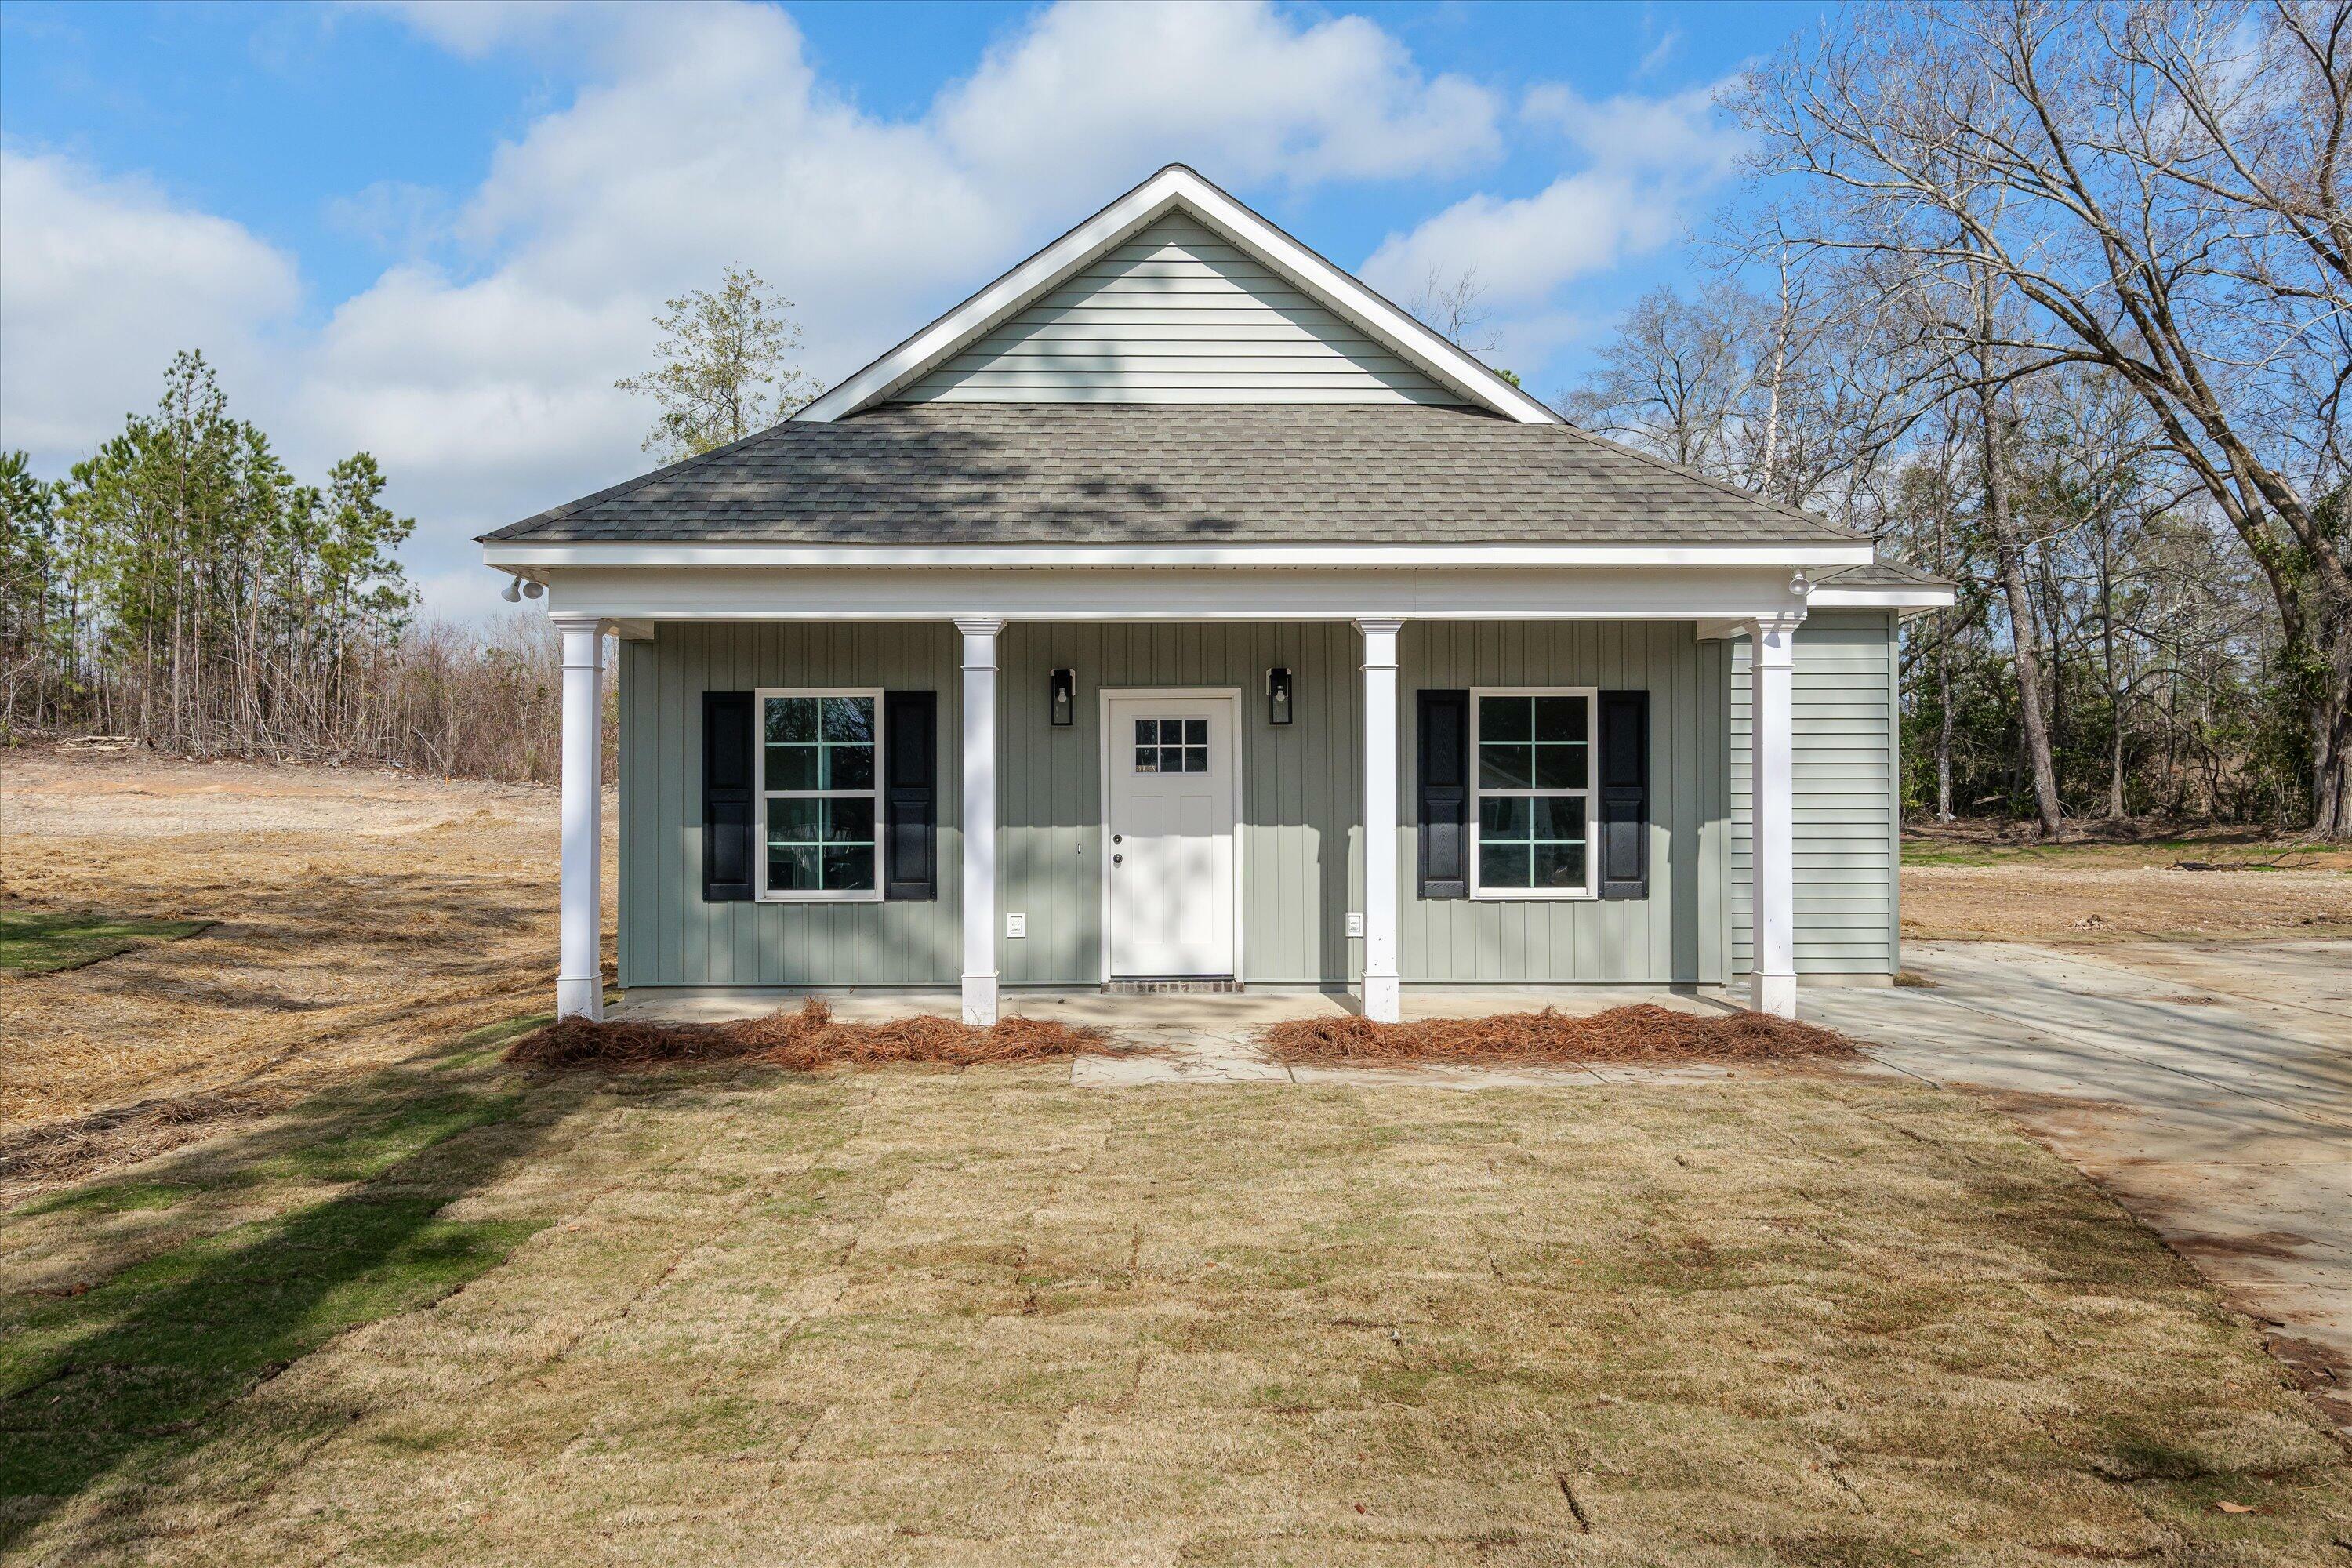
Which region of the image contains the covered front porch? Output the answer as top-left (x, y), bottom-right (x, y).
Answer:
top-left (533, 558), bottom-right (1837, 1029)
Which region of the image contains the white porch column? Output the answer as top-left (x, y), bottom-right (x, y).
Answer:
top-left (955, 617), bottom-right (1005, 1025)
top-left (1747, 611), bottom-right (1804, 1017)
top-left (1356, 617), bottom-right (1406, 1023)
top-left (553, 612), bottom-right (608, 1021)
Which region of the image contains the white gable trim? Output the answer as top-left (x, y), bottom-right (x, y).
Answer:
top-left (795, 165), bottom-right (1559, 426)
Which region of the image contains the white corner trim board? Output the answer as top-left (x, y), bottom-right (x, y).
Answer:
top-left (794, 165), bottom-right (1559, 426)
top-left (552, 612), bottom-right (607, 1022)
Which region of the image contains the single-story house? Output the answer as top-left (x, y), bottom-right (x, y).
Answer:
top-left (481, 165), bottom-right (1952, 1027)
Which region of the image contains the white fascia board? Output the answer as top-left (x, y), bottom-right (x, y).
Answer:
top-left (1809, 586), bottom-right (1957, 608)
top-left (536, 564), bottom-right (1827, 622)
top-left (484, 541), bottom-right (1874, 571)
top-left (793, 165), bottom-right (1559, 426)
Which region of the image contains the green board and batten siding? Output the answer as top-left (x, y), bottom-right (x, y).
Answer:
top-left (616, 615), bottom-right (1900, 990)
top-left (616, 623), bottom-right (965, 989)
top-left (1397, 621), bottom-right (1730, 986)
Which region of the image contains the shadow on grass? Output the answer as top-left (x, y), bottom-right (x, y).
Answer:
top-left (0, 1018), bottom-right (594, 1553)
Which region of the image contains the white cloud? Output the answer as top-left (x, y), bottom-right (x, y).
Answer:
top-left (0, 148), bottom-right (299, 462)
top-left (1362, 80), bottom-right (1744, 311)
top-left (936, 1), bottom-right (1501, 191)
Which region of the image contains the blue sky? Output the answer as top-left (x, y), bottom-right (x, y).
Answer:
top-left (2, 0), bottom-right (1817, 616)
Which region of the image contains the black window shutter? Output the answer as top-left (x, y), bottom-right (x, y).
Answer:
top-left (1417, 689), bottom-right (1469, 899)
top-left (702, 690), bottom-right (755, 902)
top-left (883, 690), bottom-right (938, 901)
top-left (1598, 689), bottom-right (1650, 900)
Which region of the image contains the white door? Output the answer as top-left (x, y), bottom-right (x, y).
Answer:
top-left (1106, 696), bottom-right (1237, 978)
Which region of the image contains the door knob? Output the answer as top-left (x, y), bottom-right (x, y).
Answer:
top-left (1112, 834), bottom-right (1123, 844)
top-left (1112, 854), bottom-right (1123, 865)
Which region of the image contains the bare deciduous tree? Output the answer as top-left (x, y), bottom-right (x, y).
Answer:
top-left (1733, 0), bottom-right (2352, 834)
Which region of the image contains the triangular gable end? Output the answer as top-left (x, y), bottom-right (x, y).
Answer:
top-left (795, 165), bottom-right (1558, 424)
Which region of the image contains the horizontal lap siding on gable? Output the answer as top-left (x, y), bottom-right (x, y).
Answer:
top-left (898, 216), bottom-right (1461, 405)
top-left (1727, 611), bottom-right (1900, 975)
top-left (1399, 622), bottom-right (1730, 986)
top-left (617, 622), bottom-right (962, 990)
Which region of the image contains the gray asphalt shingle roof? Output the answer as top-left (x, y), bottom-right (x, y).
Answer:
top-left (482, 403), bottom-right (1867, 548)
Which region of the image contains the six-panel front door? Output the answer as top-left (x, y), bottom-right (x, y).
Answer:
top-left (1106, 696), bottom-right (1236, 978)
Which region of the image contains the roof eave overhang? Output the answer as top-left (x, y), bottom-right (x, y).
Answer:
top-left (481, 540), bottom-right (1877, 571)
top-left (792, 165), bottom-right (1559, 426)
top-left (1810, 584), bottom-right (1958, 614)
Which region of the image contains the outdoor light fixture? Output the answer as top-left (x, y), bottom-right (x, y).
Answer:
top-left (502, 576), bottom-right (522, 603)
top-left (1049, 667), bottom-right (1076, 726)
top-left (1267, 666), bottom-right (1294, 726)
top-left (523, 579), bottom-right (543, 599)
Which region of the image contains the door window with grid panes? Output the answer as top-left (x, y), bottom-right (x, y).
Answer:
top-left (1133, 717), bottom-right (1208, 774)
top-left (1470, 689), bottom-right (1595, 898)
top-left (755, 690), bottom-right (881, 900)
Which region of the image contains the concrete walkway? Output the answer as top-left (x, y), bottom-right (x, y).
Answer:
top-left (1805, 938), bottom-right (2352, 1429)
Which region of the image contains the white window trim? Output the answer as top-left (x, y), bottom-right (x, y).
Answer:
top-left (753, 686), bottom-right (885, 903)
top-left (1468, 685), bottom-right (1599, 902)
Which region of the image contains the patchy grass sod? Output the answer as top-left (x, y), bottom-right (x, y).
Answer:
top-left (2, 1065), bottom-right (2347, 1563)
top-left (0, 910), bottom-right (210, 975)
top-left (0, 1049), bottom-right (570, 1554)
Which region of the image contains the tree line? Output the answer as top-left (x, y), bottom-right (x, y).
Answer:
top-left (1, 353), bottom-right (576, 782)
top-left (1555, 0), bottom-right (2350, 838)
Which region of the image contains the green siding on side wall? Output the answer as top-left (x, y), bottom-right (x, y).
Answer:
top-left (1727, 610), bottom-right (1900, 975)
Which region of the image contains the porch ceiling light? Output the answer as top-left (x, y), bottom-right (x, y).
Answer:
top-left (1267, 666), bottom-right (1294, 726)
top-left (1049, 667), bottom-right (1076, 726)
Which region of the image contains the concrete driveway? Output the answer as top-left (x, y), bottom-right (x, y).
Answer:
top-left (1804, 938), bottom-right (2352, 1428)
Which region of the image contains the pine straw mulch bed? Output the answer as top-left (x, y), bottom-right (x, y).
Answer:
top-left (503, 998), bottom-right (1118, 1073)
top-left (1260, 1003), bottom-right (1863, 1066)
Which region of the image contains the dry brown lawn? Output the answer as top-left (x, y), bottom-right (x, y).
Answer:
top-left (5, 754), bottom-right (2349, 1562)
top-left (0, 746), bottom-right (595, 1183)
top-left (1900, 822), bottom-right (2352, 942)
top-left (4, 1048), bottom-right (2347, 1565)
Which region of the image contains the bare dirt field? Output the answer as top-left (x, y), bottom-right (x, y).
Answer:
top-left (1900, 819), bottom-right (2352, 943)
top-left (0, 746), bottom-right (601, 1189)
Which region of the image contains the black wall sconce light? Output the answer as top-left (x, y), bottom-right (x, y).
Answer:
top-left (1266, 666), bottom-right (1294, 726)
top-left (1049, 667), bottom-right (1076, 726)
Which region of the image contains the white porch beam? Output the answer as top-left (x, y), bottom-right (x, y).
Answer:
top-left (552, 612), bottom-right (607, 1021)
top-left (1356, 617), bottom-right (1406, 1023)
top-left (956, 617), bottom-right (1005, 1025)
top-left (533, 564), bottom-right (1848, 625)
top-left (1747, 612), bottom-right (1804, 1018)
